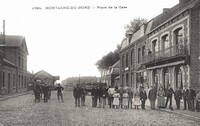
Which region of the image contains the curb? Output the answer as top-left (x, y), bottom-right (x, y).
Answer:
top-left (0, 91), bottom-right (32, 101)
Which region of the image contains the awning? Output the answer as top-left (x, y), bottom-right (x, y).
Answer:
top-left (147, 60), bottom-right (185, 70)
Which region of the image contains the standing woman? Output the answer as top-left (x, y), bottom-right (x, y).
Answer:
top-left (196, 90), bottom-right (200, 112)
top-left (157, 87), bottom-right (165, 109)
top-left (134, 89), bottom-right (141, 109)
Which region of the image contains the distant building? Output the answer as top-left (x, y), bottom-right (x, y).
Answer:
top-left (101, 61), bottom-right (120, 87)
top-left (34, 70), bottom-right (60, 88)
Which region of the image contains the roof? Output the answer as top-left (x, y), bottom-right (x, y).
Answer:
top-left (112, 60), bottom-right (120, 68)
top-left (5, 35), bottom-right (25, 47)
top-left (148, 0), bottom-right (200, 33)
top-left (34, 70), bottom-right (54, 78)
top-left (5, 35), bottom-right (29, 54)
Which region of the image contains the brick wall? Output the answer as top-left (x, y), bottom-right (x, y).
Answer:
top-left (190, 5), bottom-right (200, 90)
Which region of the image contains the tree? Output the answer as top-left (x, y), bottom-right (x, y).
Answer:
top-left (96, 44), bottom-right (121, 82)
top-left (96, 44), bottom-right (121, 70)
top-left (124, 17), bottom-right (147, 36)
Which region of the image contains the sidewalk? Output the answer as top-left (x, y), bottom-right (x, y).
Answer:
top-left (145, 99), bottom-right (200, 121)
top-left (0, 91), bottom-right (32, 101)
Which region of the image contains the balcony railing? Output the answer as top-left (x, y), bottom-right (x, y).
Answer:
top-left (143, 43), bottom-right (188, 64)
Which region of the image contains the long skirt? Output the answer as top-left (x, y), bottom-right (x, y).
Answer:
top-left (123, 98), bottom-right (128, 106)
top-left (113, 98), bottom-right (119, 106)
top-left (157, 96), bottom-right (165, 108)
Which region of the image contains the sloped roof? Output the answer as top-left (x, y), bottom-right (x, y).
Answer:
top-left (5, 35), bottom-right (25, 46)
top-left (5, 35), bottom-right (29, 54)
top-left (112, 60), bottom-right (120, 68)
top-left (34, 70), bottom-right (53, 78)
top-left (149, 0), bottom-right (200, 33)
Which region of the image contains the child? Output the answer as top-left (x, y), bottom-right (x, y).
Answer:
top-left (122, 90), bottom-right (129, 109)
top-left (113, 91), bottom-right (120, 109)
top-left (134, 90), bottom-right (140, 109)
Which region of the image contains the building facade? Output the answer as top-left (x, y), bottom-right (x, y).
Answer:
top-left (0, 35), bottom-right (29, 94)
top-left (119, 0), bottom-right (200, 91)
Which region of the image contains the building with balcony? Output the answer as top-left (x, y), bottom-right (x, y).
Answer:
top-left (119, 0), bottom-right (200, 91)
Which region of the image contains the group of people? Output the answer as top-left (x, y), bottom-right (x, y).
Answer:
top-left (33, 79), bottom-right (65, 103)
top-left (73, 84), bottom-right (87, 107)
top-left (73, 83), bottom-right (200, 112)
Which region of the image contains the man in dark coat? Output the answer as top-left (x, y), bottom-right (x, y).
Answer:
top-left (91, 85), bottom-right (97, 107)
top-left (102, 85), bottom-right (107, 108)
top-left (182, 84), bottom-right (189, 110)
top-left (140, 86), bottom-right (147, 109)
top-left (148, 85), bottom-right (157, 110)
top-left (42, 83), bottom-right (50, 103)
top-left (174, 87), bottom-right (182, 110)
top-left (187, 86), bottom-right (196, 111)
top-left (165, 84), bottom-right (174, 110)
top-left (73, 84), bottom-right (81, 107)
top-left (80, 85), bottom-right (87, 107)
top-left (96, 85), bottom-right (103, 108)
top-left (56, 83), bottom-right (64, 102)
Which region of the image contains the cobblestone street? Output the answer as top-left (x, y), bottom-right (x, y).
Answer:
top-left (0, 91), bottom-right (199, 126)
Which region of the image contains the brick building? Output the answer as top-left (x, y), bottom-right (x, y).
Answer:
top-left (119, 0), bottom-right (200, 91)
top-left (0, 34), bottom-right (29, 94)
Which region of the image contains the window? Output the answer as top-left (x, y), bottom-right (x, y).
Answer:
top-left (13, 74), bottom-right (16, 87)
top-left (162, 34), bottom-right (170, 55)
top-left (152, 40), bottom-right (158, 58)
top-left (138, 48), bottom-right (141, 64)
top-left (2, 72), bottom-right (5, 87)
top-left (153, 69), bottom-right (159, 89)
top-left (19, 75), bottom-right (20, 88)
top-left (122, 55), bottom-right (125, 67)
top-left (126, 53), bottom-right (128, 67)
top-left (174, 27), bottom-right (184, 54)
top-left (174, 27), bottom-right (183, 45)
top-left (18, 57), bottom-right (21, 67)
top-left (142, 46), bottom-right (145, 62)
top-left (131, 73), bottom-right (133, 87)
top-left (122, 74), bottom-right (124, 85)
top-left (131, 51), bottom-right (133, 65)
top-left (126, 73), bottom-right (129, 85)
top-left (22, 76), bottom-right (23, 88)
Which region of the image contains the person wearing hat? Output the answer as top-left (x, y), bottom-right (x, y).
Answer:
top-left (148, 85), bottom-right (157, 110)
top-left (165, 84), bottom-right (174, 110)
top-left (182, 84), bottom-right (189, 110)
top-left (140, 86), bottom-right (147, 109)
top-left (187, 86), bottom-right (196, 111)
top-left (56, 83), bottom-right (64, 102)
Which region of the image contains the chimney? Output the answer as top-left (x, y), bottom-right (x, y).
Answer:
top-left (3, 20), bottom-right (5, 36)
top-left (163, 8), bottom-right (169, 13)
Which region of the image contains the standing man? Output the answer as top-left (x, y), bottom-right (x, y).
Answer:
top-left (56, 83), bottom-right (64, 102)
top-left (91, 85), bottom-right (97, 107)
top-left (187, 86), bottom-right (196, 111)
top-left (102, 85), bottom-right (107, 108)
top-left (140, 86), bottom-right (147, 110)
top-left (165, 84), bottom-right (174, 110)
top-left (174, 87), bottom-right (182, 110)
top-left (73, 84), bottom-right (81, 107)
top-left (182, 84), bottom-right (189, 110)
top-left (80, 85), bottom-right (87, 107)
top-left (148, 85), bottom-right (157, 110)
top-left (96, 85), bottom-right (103, 108)
top-left (43, 83), bottom-right (50, 103)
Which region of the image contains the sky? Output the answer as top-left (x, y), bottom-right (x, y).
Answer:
top-left (0, 0), bottom-right (179, 81)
